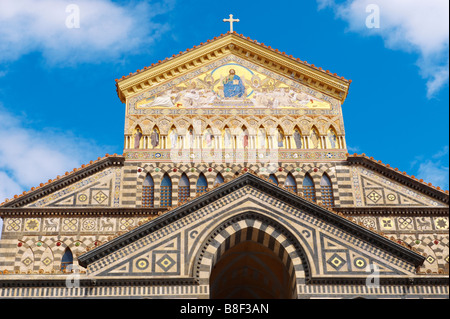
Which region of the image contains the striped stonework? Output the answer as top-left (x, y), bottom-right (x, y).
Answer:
top-left (193, 212), bottom-right (307, 298)
top-left (123, 161), bottom-right (351, 208)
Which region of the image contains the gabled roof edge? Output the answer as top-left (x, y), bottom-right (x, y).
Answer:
top-left (0, 154), bottom-right (126, 208)
top-left (115, 32), bottom-right (351, 104)
top-left (347, 153), bottom-right (449, 204)
top-left (78, 172), bottom-right (425, 269)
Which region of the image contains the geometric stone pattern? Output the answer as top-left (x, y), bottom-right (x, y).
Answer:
top-left (353, 167), bottom-right (444, 207)
top-left (25, 168), bottom-right (118, 208)
top-left (0, 166), bottom-right (447, 281)
top-left (88, 185), bottom-right (417, 280)
top-left (102, 234), bottom-right (181, 276)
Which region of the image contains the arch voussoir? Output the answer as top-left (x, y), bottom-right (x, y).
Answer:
top-left (192, 212), bottom-right (311, 297)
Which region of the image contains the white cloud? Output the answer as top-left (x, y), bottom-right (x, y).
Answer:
top-left (0, 106), bottom-right (110, 202)
top-left (347, 145), bottom-right (360, 153)
top-left (317, 0), bottom-right (449, 98)
top-left (411, 146), bottom-right (449, 190)
top-left (416, 161), bottom-right (449, 190)
top-left (432, 146), bottom-right (449, 159)
top-left (0, 171), bottom-right (23, 204)
top-left (0, 0), bottom-right (174, 65)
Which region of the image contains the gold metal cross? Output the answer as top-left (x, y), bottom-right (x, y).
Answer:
top-left (223, 14), bottom-right (240, 33)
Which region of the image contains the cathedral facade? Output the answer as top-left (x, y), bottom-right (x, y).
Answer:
top-left (0, 32), bottom-right (448, 299)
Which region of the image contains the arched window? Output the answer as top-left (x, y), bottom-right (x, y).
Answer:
top-left (309, 126), bottom-right (321, 149)
top-left (269, 174), bottom-right (279, 186)
top-left (203, 127), bottom-right (214, 149)
top-left (60, 248), bottom-right (73, 273)
top-left (257, 126), bottom-right (267, 149)
top-left (214, 173), bottom-right (225, 186)
top-left (320, 174), bottom-right (335, 208)
top-left (178, 173), bottom-right (190, 204)
top-left (160, 174), bottom-right (172, 207)
top-left (223, 126), bottom-right (232, 149)
top-left (142, 174), bottom-right (154, 208)
top-left (150, 126), bottom-right (160, 149)
top-left (293, 126), bottom-right (302, 150)
top-left (326, 127), bottom-right (339, 149)
top-left (169, 127), bottom-right (178, 149)
top-left (196, 173), bottom-right (208, 194)
top-left (276, 126), bottom-right (285, 149)
top-left (284, 173), bottom-right (297, 193)
top-left (134, 126), bottom-right (143, 149)
top-left (303, 174), bottom-right (316, 202)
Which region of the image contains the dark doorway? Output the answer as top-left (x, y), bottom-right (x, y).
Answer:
top-left (210, 241), bottom-right (296, 299)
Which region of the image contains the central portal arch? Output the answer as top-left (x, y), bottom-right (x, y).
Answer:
top-left (192, 212), bottom-right (310, 299)
top-left (210, 240), bottom-right (295, 299)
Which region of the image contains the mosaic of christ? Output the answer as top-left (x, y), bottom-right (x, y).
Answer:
top-left (136, 63), bottom-right (331, 109)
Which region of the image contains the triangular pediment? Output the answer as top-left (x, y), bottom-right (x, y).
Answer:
top-left (79, 172), bottom-right (425, 282)
top-left (116, 33), bottom-right (351, 105)
top-left (126, 54), bottom-right (341, 117)
top-left (0, 155), bottom-right (125, 208)
top-left (348, 155), bottom-right (449, 207)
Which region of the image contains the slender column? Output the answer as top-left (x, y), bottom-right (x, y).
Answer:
top-left (341, 136), bottom-right (347, 149)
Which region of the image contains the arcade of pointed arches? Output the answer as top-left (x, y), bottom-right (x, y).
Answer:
top-left (125, 116), bottom-right (345, 151)
top-left (140, 170), bottom-right (335, 209)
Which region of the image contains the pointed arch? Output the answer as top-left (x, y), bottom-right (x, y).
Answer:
top-left (269, 174), bottom-right (279, 186)
top-left (276, 125), bottom-right (285, 149)
top-left (241, 125), bottom-right (249, 149)
top-left (214, 172), bottom-right (225, 186)
top-left (196, 173), bottom-right (208, 194)
top-left (178, 173), bottom-right (190, 204)
top-left (192, 212), bottom-right (311, 298)
top-left (223, 126), bottom-right (233, 149)
top-left (302, 173), bottom-right (316, 202)
top-left (284, 173), bottom-right (297, 193)
top-left (142, 174), bottom-right (155, 208)
top-left (309, 126), bottom-right (321, 149)
top-left (320, 173), bottom-right (335, 208)
top-left (203, 126), bottom-right (214, 149)
top-left (60, 248), bottom-right (73, 273)
top-left (133, 125), bottom-right (143, 149)
top-left (150, 125), bottom-right (161, 149)
top-left (293, 125), bottom-right (303, 150)
top-left (186, 125), bottom-right (195, 149)
top-left (168, 126), bottom-right (178, 149)
top-left (19, 247), bottom-right (34, 273)
top-left (257, 126), bottom-right (267, 149)
top-left (160, 173), bottom-right (172, 207)
top-left (326, 126), bottom-right (339, 149)
top-left (40, 247), bottom-right (54, 273)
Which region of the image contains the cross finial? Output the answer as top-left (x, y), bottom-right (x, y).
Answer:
top-left (223, 14), bottom-right (240, 33)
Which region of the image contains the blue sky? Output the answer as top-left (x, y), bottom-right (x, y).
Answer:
top-left (0, 0), bottom-right (448, 206)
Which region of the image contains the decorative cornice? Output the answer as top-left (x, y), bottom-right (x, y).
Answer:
top-left (0, 277), bottom-right (198, 288)
top-left (347, 154), bottom-right (449, 204)
top-left (308, 276), bottom-right (449, 286)
top-left (115, 33), bottom-right (351, 104)
top-left (78, 172), bottom-right (425, 269)
top-left (1, 276), bottom-right (446, 289)
top-left (0, 207), bottom-right (166, 218)
top-left (334, 207), bottom-right (449, 216)
top-left (0, 155), bottom-right (125, 208)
